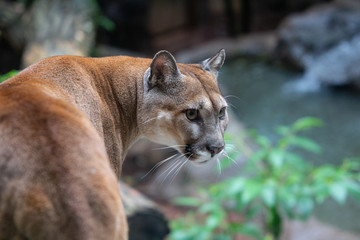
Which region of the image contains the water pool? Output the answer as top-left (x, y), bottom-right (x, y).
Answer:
top-left (221, 58), bottom-right (360, 234)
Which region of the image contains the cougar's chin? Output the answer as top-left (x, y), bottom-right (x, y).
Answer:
top-left (183, 148), bottom-right (212, 165)
top-left (192, 151), bottom-right (211, 163)
top-left (174, 144), bottom-right (224, 165)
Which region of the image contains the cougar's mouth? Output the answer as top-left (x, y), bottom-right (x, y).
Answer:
top-left (184, 144), bottom-right (196, 159)
top-left (183, 144), bottom-right (212, 163)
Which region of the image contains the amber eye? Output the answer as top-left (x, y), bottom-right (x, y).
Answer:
top-left (185, 109), bottom-right (199, 121)
top-left (219, 107), bottom-right (226, 120)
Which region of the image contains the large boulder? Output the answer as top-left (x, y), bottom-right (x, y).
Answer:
top-left (275, 0), bottom-right (360, 91)
top-left (275, 0), bottom-right (360, 71)
top-left (284, 35), bottom-right (360, 92)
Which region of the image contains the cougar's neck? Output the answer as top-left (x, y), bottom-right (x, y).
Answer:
top-left (95, 56), bottom-right (149, 156)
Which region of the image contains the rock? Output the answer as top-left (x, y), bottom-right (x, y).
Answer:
top-left (281, 218), bottom-right (360, 240)
top-left (276, 0), bottom-right (360, 92)
top-left (275, 0), bottom-right (360, 71)
top-left (119, 181), bottom-right (169, 240)
top-left (284, 35), bottom-right (360, 93)
top-left (22, 0), bottom-right (95, 67)
top-left (175, 32), bottom-right (277, 63)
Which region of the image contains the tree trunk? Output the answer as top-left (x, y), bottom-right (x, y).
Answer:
top-left (22, 0), bottom-right (95, 67)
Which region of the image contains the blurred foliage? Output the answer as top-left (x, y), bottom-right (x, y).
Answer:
top-left (91, 0), bottom-right (115, 31)
top-left (0, 70), bottom-right (19, 83)
top-left (169, 117), bottom-right (360, 240)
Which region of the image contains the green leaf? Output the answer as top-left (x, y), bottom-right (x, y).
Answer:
top-left (173, 197), bottom-right (202, 207)
top-left (239, 223), bottom-right (263, 240)
top-left (214, 234), bottom-right (232, 240)
top-left (290, 136), bottom-right (322, 154)
top-left (0, 70), bottom-right (18, 83)
top-left (228, 222), bottom-right (243, 233)
top-left (219, 157), bottom-right (233, 169)
top-left (341, 158), bottom-right (360, 171)
top-left (269, 149), bottom-right (284, 169)
top-left (241, 181), bottom-right (262, 205)
top-left (315, 191), bottom-right (329, 204)
top-left (344, 180), bottom-right (360, 201)
top-left (224, 132), bottom-right (234, 142)
top-left (329, 183), bottom-right (348, 204)
top-left (246, 205), bottom-right (262, 219)
top-left (257, 135), bottom-right (271, 148)
top-left (279, 187), bottom-right (296, 209)
top-left (297, 197), bottom-right (314, 220)
top-left (276, 125), bottom-right (291, 135)
top-left (226, 177), bottom-right (245, 195)
top-left (313, 165), bottom-right (337, 181)
top-left (293, 117), bottom-right (323, 132)
top-left (312, 184), bottom-right (330, 204)
top-left (250, 149), bottom-right (267, 164)
top-left (284, 152), bottom-right (307, 168)
top-left (96, 15), bottom-right (116, 31)
top-left (169, 230), bottom-right (193, 240)
top-left (198, 202), bottom-right (217, 214)
top-left (262, 185), bottom-right (276, 207)
top-left (248, 130), bottom-right (271, 148)
top-left (205, 214), bottom-right (222, 229)
top-left (278, 136), bottom-right (293, 149)
top-left (349, 188), bottom-right (360, 201)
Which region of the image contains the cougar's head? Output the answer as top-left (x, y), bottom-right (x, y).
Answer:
top-left (139, 49), bottom-right (228, 164)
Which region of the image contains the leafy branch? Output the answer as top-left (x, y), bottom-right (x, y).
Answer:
top-left (169, 117), bottom-right (360, 240)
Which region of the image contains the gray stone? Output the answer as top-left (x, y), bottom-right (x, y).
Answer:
top-left (284, 35), bottom-right (360, 93)
top-left (281, 218), bottom-right (360, 240)
top-left (276, 0), bottom-right (360, 91)
top-left (276, 0), bottom-right (360, 70)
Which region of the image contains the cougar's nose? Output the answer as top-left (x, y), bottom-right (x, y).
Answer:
top-left (206, 144), bottom-right (225, 157)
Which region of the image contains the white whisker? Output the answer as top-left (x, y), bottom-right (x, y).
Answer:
top-left (224, 95), bottom-right (241, 109)
top-left (223, 151), bottom-right (241, 169)
top-left (216, 157), bottom-right (222, 175)
top-left (225, 144), bottom-right (235, 150)
top-left (169, 156), bottom-right (189, 185)
top-left (152, 145), bottom-right (187, 151)
top-left (228, 103), bottom-right (238, 110)
top-left (141, 154), bottom-right (179, 180)
top-left (140, 117), bottom-right (157, 126)
top-left (154, 153), bottom-right (186, 183)
top-left (224, 95), bottom-right (241, 101)
top-left (159, 158), bottom-right (185, 185)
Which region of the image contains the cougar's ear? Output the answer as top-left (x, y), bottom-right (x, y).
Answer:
top-left (148, 50), bottom-right (181, 90)
top-left (201, 49), bottom-right (226, 75)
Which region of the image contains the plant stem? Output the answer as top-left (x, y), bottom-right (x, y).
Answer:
top-left (267, 206), bottom-right (282, 240)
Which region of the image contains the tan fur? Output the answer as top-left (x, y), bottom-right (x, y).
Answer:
top-left (0, 50), bottom-right (227, 239)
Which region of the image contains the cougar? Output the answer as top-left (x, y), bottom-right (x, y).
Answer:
top-left (0, 49), bottom-right (228, 239)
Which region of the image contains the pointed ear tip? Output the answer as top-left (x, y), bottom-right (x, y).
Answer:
top-left (219, 49), bottom-right (226, 57)
top-left (153, 50), bottom-right (177, 62)
top-left (154, 50), bottom-right (172, 57)
top-left (157, 49), bottom-right (170, 55)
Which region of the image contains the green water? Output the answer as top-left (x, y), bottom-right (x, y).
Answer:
top-left (221, 58), bottom-right (360, 234)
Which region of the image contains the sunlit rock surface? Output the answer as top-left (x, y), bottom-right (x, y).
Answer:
top-left (276, 0), bottom-right (360, 92)
top-left (276, 0), bottom-right (360, 70)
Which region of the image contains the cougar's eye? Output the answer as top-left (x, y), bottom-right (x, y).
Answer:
top-left (219, 107), bottom-right (226, 120)
top-left (185, 109), bottom-right (199, 121)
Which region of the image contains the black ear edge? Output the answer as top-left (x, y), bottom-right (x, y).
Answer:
top-left (150, 50), bottom-right (180, 76)
top-left (152, 50), bottom-right (175, 60)
top-left (201, 49), bottom-right (226, 74)
top-left (147, 50), bottom-right (180, 90)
